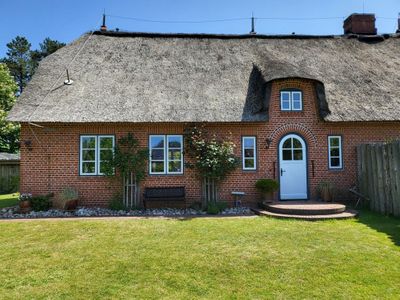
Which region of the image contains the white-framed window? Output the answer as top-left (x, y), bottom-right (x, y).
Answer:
top-left (80, 135), bottom-right (115, 176)
top-left (242, 136), bottom-right (257, 170)
top-left (149, 135), bottom-right (183, 175)
top-left (280, 90), bottom-right (303, 111)
top-left (328, 136), bottom-right (342, 169)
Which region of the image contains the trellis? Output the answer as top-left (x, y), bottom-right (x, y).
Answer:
top-left (202, 177), bottom-right (218, 207)
top-left (123, 172), bottom-right (140, 208)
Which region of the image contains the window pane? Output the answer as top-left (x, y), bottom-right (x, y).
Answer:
top-left (82, 150), bottom-right (95, 161)
top-left (100, 149), bottom-right (113, 161)
top-left (100, 137), bottom-right (113, 148)
top-left (330, 148), bottom-right (340, 157)
top-left (292, 92), bottom-right (301, 101)
top-left (281, 100), bottom-right (290, 110)
top-left (82, 162), bottom-right (95, 174)
top-left (168, 161), bottom-right (182, 173)
top-left (283, 138), bottom-right (292, 149)
top-left (292, 100), bottom-right (301, 110)
top-left (168, 136), bottom-right (182, 148)
top-left (150, 136), bottom-right (164, 148)
top-left (151, 162), bottom-right (164, 173)
top-left (331, 158), bottom-right (340, 167)
top-left (293, 150), bottom-right (303, 160)
top-left (292, 138), bottom-right (302, 149)
top-left (151, 149), bottom-right (164, 160)
top-left (243, 138), bottom-right (254, 148)
top-left (283, 150), bottom-right (292, 160)
top-left (168, 149), bottom-right (181, 160)
top-left (244, 159), bottom-right (255, 169)
top-left (82, 137), bottom-right (96, 148)
top-left (244, 149), bottom-right (254, 158)
top-left (281, 92), bottom-right (290, 101)
top-left (330, 138), bottom-right (339, 147)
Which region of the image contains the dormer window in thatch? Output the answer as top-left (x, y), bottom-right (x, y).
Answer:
top-left (280, 90), bottom-right (303, 111)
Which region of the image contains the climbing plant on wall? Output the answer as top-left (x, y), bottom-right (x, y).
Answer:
top-left (102, 133), bottom-right (148, 208)
top-left (183, 124), bottom-right (239, 207)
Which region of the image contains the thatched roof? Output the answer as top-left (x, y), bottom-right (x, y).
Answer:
top-left (8, 31), bottom-right (400, 123)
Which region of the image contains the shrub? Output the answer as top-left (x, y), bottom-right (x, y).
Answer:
top-left (60, 187), bottom-right (78, 201)
top-left (206, 201), bottom-right (228, 215)
top-left (109, 194), bottom-right (126, 211)
top-left (30, 195), bottom-right (52, 211)
top-left (59, 187), bottom-right (79, 210)
top-left (255, 179), bottom-right (279, 195)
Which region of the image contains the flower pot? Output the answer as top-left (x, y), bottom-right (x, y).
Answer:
top-left (19, 200), bottom-right (31, 213)
top-left (64, 199), bottom-right (78, 211)
top-left (321, 189), bottom-right (332, 202)
top-left (263, 192), bottom-right (274, 203)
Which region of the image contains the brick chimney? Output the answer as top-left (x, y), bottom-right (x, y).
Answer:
top-left (343, 13), bottom-right (377, 35)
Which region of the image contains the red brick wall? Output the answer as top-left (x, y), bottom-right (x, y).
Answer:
top-left (20, 79), bottom-right (400, 207)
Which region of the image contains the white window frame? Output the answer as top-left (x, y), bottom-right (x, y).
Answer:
top-left (328, 136), bottom-right (343, 169)
top-left (242, 136), bottom-right (257, 171)
top-left (280, 90), bottom-right (303, 111)
top-left (80, 135), bottom-right (115, 176)
top-left (149, 135), bottom-right (183, 175)
top-left (98, 135), bottom-right (115, 175)
top-left (149, 135), bottom-right (166, 175)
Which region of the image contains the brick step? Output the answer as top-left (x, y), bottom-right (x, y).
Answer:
top-left (262, 201), bottom-right (346, 216)
top-left (252, 208), bottom-right (358, 220)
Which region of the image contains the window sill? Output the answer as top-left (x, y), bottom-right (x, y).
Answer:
top-left (328, 167), bottom-right (344, 172)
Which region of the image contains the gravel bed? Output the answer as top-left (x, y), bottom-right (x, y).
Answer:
top-left (0, 206), bottom-right (253, 219)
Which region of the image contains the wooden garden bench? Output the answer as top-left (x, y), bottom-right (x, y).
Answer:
top-left (143, 186), bottom-right (185, 209)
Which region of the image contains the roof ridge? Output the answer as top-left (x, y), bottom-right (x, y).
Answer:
top-left (93, 30), bottom-right (400, 40)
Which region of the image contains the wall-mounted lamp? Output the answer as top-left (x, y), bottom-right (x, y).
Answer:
top-left (24, 140), bottom-right (33, 151)
top-left (265, 138), bottom-right (272, 149)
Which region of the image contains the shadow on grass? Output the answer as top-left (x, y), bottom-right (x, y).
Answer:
top-left (357, 209), bottom-right (400, 246)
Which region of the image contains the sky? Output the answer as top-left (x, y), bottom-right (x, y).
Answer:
top-left (1, 0), bottom-right (399, 57)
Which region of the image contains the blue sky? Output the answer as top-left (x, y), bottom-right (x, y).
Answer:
top-left (1, 0), bottom-right (399, 57)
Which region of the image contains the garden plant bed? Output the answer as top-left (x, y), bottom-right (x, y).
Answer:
top-left (0, 206), bottom-right (253, 219)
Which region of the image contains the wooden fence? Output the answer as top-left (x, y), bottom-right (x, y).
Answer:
top-left (0, 161), bottom-right (19, 194)
top-left (357, 141), bottom-right (400, 217)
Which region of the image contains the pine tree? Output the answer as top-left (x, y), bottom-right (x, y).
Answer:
top-left (1, 36), bottom-right (34, 93)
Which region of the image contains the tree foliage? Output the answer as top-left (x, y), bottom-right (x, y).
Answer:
top-left (2, 36), bottom-right (65, 93)
top-left (1, 36), bottom-right (33, 93)
top-left (0, 64), bottom-right (19, 153)
top-left (0, 36), bottom-right (65, 153)
top-left (30, 38), bottom-right (66, 70)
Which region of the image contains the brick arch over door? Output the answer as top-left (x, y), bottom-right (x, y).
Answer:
top-left (269, 123), bottom-right (318, 148)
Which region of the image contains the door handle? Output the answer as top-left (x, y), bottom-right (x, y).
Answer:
top-left (280, 168), bottom-right (286, 176)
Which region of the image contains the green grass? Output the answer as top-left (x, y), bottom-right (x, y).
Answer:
top-left (0, 211), bottom-right (399, 299)
top-left (0, 193), bottom-right (19, 209)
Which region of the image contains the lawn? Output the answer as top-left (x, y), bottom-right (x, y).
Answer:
top-left (0, 193), bottom-right (19, 209)
top-left (0, 211), bottom-right (399, 299)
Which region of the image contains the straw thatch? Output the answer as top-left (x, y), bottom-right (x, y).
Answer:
top-left (8, 31), bottom-right (400, 123)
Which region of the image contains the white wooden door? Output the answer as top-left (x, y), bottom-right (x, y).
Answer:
top-left (279, 134), bottom-right (308, 200)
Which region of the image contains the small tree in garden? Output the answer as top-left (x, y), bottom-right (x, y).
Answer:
top-left (102, 133), bottom-right (148, 208)
top-left (184, 124), bottom-right (239, 207)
